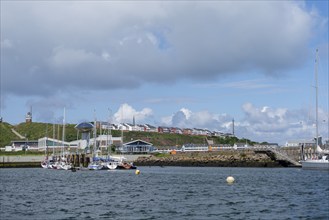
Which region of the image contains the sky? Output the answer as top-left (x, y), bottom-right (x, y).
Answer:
top-left (1, 0), bottom-right (328, 145)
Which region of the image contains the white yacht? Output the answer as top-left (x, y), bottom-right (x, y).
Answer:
top-left (302, 146), bottom-right (329, 170)
top-left (301, 49), bottom-right (329, 170)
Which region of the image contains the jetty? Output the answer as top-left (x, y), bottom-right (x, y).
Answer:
top-left (254, 147), bottom-right (301, 167)
top-left (0, 154), bottom-right (141, 168)
top-left (135, 148), bottom-right (301, 168)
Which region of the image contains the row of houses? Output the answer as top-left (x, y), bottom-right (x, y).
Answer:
top-left (98, 122), bottom-right (234, 137)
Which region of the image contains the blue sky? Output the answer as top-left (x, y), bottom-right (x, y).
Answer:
top-left (1, 0), bottom-right (328, 145)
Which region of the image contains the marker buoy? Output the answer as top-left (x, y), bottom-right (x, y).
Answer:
top-left (226, 176), bottom-right (235, 184)
top-left (135, 169), bottom-right (140, 175)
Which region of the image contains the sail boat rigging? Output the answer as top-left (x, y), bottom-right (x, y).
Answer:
top-left (301, 49), bottom-right (329, 170)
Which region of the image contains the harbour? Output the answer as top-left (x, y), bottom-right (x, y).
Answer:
top-left (1, 1), bottom-right (329, 220)
top-left (1, 109), bottom-right (327, 170)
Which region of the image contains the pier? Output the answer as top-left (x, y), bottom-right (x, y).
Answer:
top-left (0, 154), bottom-right (141, 168)
top-left (254, 147), bottom-right (301, 167)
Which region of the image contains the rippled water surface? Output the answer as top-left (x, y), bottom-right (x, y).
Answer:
top-left (1, 167), bottom-right (328, 220)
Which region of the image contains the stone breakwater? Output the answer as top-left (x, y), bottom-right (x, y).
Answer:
top-left (0, 155), bottom-right (43, 168)
top-left (134, 150), bottom-right (283, 167)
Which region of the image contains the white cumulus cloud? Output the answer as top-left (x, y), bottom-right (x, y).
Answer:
top-left (113, 103), bottom-right (153, 124)
top-left (157, 103), bottom-right (327, 145)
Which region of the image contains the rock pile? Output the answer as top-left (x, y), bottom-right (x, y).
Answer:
top-left (134, 150), bottom-right (282, 167)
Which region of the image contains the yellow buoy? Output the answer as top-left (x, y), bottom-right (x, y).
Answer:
top-left (226, 176), bottom-right (235, 184)
top-left (135, 169), bottom-right (140, 175)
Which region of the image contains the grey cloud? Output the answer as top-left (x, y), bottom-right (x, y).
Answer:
top-left (237, 103), bottom-right (328, 144)
top-left (169, 108), bottom-right (233, 132)
top-left (1, 1), bottom-right (321, 98)
top-left (166, 103), bottom-right (326, 145)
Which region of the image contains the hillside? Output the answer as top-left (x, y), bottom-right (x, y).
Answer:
top-left (14, 122), bottom-right (78, 142)
top-left (0, 122), bottom-right (256, 148)
top-left (0, 122), bottom-right (79, 147)
top-left (0, 122), bottom-right (17, 147)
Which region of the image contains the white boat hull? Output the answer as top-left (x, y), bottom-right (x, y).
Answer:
top-left (107, 162), bottom-right (118, 170)
top-left (61, 164), bottom-right (72, 170)
top-left (301, 160), bottom-right (329, 170)
top-left (88, 163), bottom-right (103, 170)
top-left (41, 162), bottom-right (49, 169)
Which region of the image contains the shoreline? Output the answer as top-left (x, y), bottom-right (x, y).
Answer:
top-left (0, 162), bottom-right (41, 168)
top-left (0, 150), bottom-right (301, 168)
top-left (0, 162), bottom-right (288, 168)
top-left (134, 160), bottom-right (284, 168)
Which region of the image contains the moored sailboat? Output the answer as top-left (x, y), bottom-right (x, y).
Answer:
top-left (301, 145), bottom-right (329, 170)
top-left (41, 109), bottom-right (72, 170)
top-left (301, 49), bottom-right (329, 170)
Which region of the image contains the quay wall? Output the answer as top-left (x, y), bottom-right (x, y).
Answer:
top-left (0, 154), bottom-right (144, 168)
top-left (134, 150), bottom-right (286, 167)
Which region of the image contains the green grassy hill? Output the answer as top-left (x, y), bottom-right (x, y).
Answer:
top-left (0, 122), bottom-right (17, 147)
top-left (0, 122), bottom-right (79, 147)
top-left (15, 122), bottom-right (78, 142)
top-left (0, 122), bottom-right (256, 148)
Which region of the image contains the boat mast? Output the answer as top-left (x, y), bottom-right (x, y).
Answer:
top-left (120, 123), bottom-right (123, 153)
top-left (62, 108), bottom-right (66, 158)
top-left (108, 108), bottom-right (112, 155)
top-left (45, 123), bottom-right (48, 157)
top-left (315, 49), bottom-right (319, 148)
top-left (93, 109), bottom-right (97, 157)
top-left (53, 122), bottom-right (55, 156)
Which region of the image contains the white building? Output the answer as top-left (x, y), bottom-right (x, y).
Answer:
top-left (284, 140), bottom-right (314, 148)
top-left (89, 135), bottom-right (122, 149)
top-left (37, 135), bottom-right (122, 151)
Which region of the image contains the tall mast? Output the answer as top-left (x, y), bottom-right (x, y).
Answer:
top-left (315, 49), bottom-right (319, 147)
top-left (45, 123), bottom-right (48, 156)
top-left (53, 122), bottom-right (55, 156)
top-left (93, 109), bottom-right (97, 156)
top-left (120, 105), bottom-right (123, 147)
top-left (62, 107), bottom-right (66, 157)
top-left (108, 108), bottom-right (112, 155)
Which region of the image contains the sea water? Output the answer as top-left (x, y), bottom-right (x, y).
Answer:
top-left (0, 167), bottom-right (328, 220)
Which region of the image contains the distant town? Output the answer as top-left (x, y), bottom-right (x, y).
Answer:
top-left (97, 121), bottom-right (235, 138)
top-left (24, 110), bottom-right (236, 138)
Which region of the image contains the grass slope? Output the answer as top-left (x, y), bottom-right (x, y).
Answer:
top-left (0, 122), bottom-right (17, 147)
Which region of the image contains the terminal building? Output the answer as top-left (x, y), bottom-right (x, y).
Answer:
top-left (37, 135), bottom-right (122, 152)
top-left (118, 139), bottom-right (155, 154)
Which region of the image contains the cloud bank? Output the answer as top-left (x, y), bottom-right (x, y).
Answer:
top-left (157, 103), bottom-right (327, 145)
top-left (1, 1), bottom-right (320, 97)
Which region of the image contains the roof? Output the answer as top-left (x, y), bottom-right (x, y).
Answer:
top-left (124, 139), bottom-right (153, 146)
top-left (75, 122), bottom-right (94, 132)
